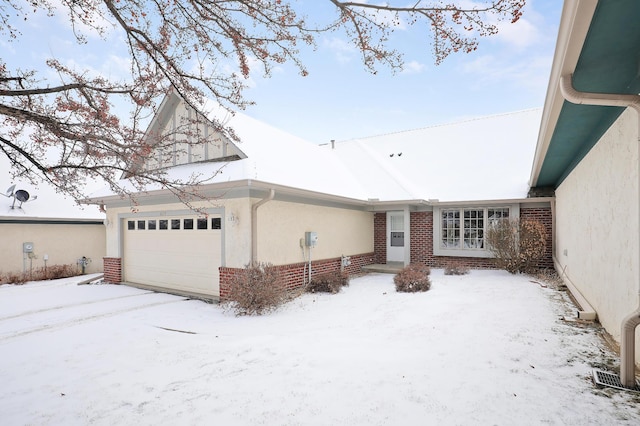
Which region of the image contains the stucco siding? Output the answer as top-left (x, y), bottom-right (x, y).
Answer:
top-left (555, 108), bottom-right (639, 359)
top-left (256, 201), bottom-right (374, 265)
top-left (0, 222), bottom-right (105, 275)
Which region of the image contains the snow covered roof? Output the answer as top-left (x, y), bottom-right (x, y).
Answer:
top-left (89, 93), bottom-right (543, 205)
top-left (1, 156), bottom-right (104, 220)
top-left (198, 101), bottom-right (372, 200)
top-left (326, 109), bottom-right (543, 202)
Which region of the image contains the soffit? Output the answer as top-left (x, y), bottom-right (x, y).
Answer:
top-left (536, 0), bottom-right (640, 187)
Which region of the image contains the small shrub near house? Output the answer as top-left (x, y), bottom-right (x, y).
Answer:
top-left (486, 218), bottom-right (547, 274)
top-left (226, 262), bottom-right (288, 315)
top-left (307, 271), bottom-right (349, 294)
top-left (443, 261), bottom-right (469, 276)
top-left (394, 263), bottom-right (431, 293)
top-left (0, 264), bottom-right (79, 285)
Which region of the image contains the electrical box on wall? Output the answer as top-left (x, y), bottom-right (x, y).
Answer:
top-left (305, 232), bottom-right (318, 247)
top-left (23, 242), bottom-right (34, 253)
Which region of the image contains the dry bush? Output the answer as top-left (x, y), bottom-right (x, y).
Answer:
top-left (486, 219), bottom-right (547, 274)
top-left (308, 271), bottom-right (349, 294)
top-left (0, 264), bottom-right (79, 285)
top-left (0, 271), bottom-right (28, 285)
top-left (227, 262), bottom-right (288, 315)
top-left (394, 263), bottom-right (431, 293)
top-left (444, 261), bottom-right (469, 276)
top-left (38, 264), bottom-right (78, 280)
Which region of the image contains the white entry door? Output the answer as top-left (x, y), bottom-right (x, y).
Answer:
top-left (387, 211), bottom-right (405, 263)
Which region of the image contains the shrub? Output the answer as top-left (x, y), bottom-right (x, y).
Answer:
top-left (444, 261), bottom-right (469, 276)
top-left (226, 262), bottom-right (288, 315)
top-left (308, 271), bottom-right (349, 294)
top-left (0, 264), bottom-right (79, 285)
top-left (394, 263), bottom-right (431, 293)
top-left (486, 218), bottom-right (547, 274)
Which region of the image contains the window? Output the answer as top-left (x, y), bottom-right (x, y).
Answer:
top-left (127, 220), bottom-right (135, 230)
top-left (148, 220), bottom-right (157, 230)
top-left (434, 205), bottom-right (516, 258)
top-left (211, 218), bottom-right (221, 229)
top-left (171, 219), bottom-right (180, 230)
top-left (197, 218), bottom-right (208, 230)
top-left (184, 218), bottom-right (194, 230)
top-left (137, 220), bottom-right (146, 230)
top-left (441, 209), bottom-right (460, 248)
top-left (159, 220), bottom-right (168, 230)
top-left (464, 209), bottom-right (483, 249)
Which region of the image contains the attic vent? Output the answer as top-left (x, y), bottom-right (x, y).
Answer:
top-left (592, 369), bottom-right (640, 393)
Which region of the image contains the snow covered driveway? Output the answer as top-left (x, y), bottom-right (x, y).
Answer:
top-left (1, 270), bottom-right (639, 425)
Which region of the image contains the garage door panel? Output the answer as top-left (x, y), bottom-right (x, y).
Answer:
top-left (123, 216), bottom-right (221, 297)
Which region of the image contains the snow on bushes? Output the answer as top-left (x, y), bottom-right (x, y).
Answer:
top-left (394, 263), bottom-right (431, 293)
top-left (226, 262), bottom-right (288, 315)
top-left (307, 271), bottom-right (349, 294)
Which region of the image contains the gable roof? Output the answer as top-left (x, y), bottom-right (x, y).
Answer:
top-left (327, 109), bottom-right (542, 202)
top-left (530, 0), bottom-right (640, 188)
top-left (90, 92), bottom-right (543, 206)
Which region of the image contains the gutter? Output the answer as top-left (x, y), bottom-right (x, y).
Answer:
top-left (251, 189), bottom-right (275, 263)
top-left (560, 73), bottom-right (640, 388)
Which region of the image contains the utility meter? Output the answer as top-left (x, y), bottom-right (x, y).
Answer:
top-left (305, 232), bottom-right (318, 247)
top-left (23, 242), bottom-right (34, 253)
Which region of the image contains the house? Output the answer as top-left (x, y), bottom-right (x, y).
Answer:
top-left (529, 0), bottom-right (640, 384)
top-left (1, 156), bottom-right (106, 277)
top-left (84, 90), bottom-right (552, 303)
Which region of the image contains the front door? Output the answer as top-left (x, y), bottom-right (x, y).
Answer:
top-left (387, 211), bottom-right (405, 263)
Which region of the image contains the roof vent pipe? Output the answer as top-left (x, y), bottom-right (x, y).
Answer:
top-left (560, 74), bottom-right (640, 388)
top-left (331, 139), bottom-right (335, 149)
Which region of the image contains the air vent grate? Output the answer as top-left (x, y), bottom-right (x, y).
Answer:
top-left (592, 369), bottom-right (640, 393)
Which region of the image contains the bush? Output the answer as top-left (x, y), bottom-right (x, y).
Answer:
top-left (444, 261), bottom-right (469, 276)
top-left (226, 262), bottom-right (288, 315)
top-left (0, 264), bottom-right (79, 285)
top-left (308, 271), bottom-right (349, 294)
top-left (394, 263), bottom-right (431, 293)
top-left (486, 219), bottom-right (547, 274)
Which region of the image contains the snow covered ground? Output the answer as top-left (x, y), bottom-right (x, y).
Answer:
top-left (1, 270), bottom-right (639, 425)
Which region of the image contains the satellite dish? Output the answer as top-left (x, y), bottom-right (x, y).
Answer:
top-left (15, 190), bottom-right (30, 202)
top-left (3, 185), bottom-right (38, 209)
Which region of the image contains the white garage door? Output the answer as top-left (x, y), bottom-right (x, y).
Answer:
top-left (123, 215), bottom-right (222, 298)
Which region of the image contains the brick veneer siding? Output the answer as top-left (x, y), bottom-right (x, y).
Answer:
top-left (520, 206), bottom-right (554, 269)
top-left (374, 213), bottom-right (386, 264)
top-left (410, 211), bottom-right (433, 265)
top-left (219, 252), bottom-right (375, 301)
top-left (373, 206), bottom-right (554, 271)
top-left (103, 257), bottom-right (122, 283)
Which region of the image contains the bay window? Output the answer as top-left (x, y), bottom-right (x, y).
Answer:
top-left (434, 205), bottom-right (518, 257)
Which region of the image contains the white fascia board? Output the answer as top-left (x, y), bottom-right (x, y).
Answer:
top-left (529, 0), bottom-right (598, 187)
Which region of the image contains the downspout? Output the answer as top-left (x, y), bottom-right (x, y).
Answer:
top-left (251, 189), bottom-right (275, 264)
top-left (560, 74), bottom-right (640, 388)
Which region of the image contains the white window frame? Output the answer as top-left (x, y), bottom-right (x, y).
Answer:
top-left (433, 204), bottom-right (519, 258)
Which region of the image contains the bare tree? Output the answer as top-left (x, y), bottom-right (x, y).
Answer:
top-left (0, 0), bottom-right (525, 204)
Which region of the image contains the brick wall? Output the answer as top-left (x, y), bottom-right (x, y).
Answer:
top-left (103, 257), bottom-right (122, 283)
top-left (373, 206), bottom-right (554, 271)
top-left (219, 252), bottom-right (375, 301)
top-left (410, 211), bottom-right (433, 265)
top-left (373, 213), bottom-right (386, 263)
top-left (520, 206), bottom-right (554, 269)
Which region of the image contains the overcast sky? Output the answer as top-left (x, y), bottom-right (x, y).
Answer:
top-left (3, 0), bottom-right (563, 145)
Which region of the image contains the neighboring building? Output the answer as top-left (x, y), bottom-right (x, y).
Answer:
top-left (84, 90), bottom-right (552, 302)
top-left (529, 0), bottom-right (640, 379)
top-left (1, 158), bottom-right (106, 276)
